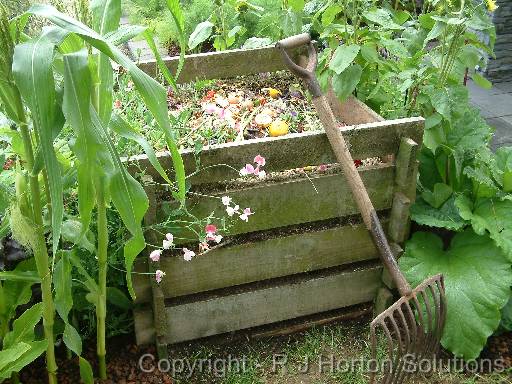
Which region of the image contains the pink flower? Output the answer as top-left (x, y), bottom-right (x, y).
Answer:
top-left (254, 155), bottom-right (266, 167)
top-left (240, 164), bottom-right (255, 176)
top-left (204, 103), bottom-right (219, 114)
top-left (222, 196), bottom-right (232, 206)
top-left (199, 242), bottom-right (210, 252)
top-left (205, 224), bottom-right (217, 234)
top-left (114, 99), bottom-right (122, 109)
top-left (149, 249), bottom-right (162, 262)
top-left (226, 204), bottom-right (240, 217)
top-left (183, 248), bottom-right (196, 261)
top-left (318, 164), bottom-right (327, 172)
top-left (239, 207), bottom-right (254, 222)
top-left (155, 270), bottom-right (165, 283)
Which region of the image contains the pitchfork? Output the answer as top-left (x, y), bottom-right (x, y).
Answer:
top-left (275, 34), bottom-right (447, 384)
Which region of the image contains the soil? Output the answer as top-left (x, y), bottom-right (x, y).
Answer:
top-left (14, 323), bottom-right (512, 383)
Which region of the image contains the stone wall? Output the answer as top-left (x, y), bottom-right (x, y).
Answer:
top-left (487, 0), bottom-right (512, 82)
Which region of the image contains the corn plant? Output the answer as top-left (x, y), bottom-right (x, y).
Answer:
top-left (0, 0), bottom-right (186, 380)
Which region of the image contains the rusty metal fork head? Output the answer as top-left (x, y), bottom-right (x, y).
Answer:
top-left (369, 274), bottom-right (447, 384)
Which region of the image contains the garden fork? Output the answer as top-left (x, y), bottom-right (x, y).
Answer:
top-left (275, 34), bottom-right (447, 384)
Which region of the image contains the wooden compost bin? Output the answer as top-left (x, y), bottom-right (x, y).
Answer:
top-left (129, 45), bottom-right (424, 356)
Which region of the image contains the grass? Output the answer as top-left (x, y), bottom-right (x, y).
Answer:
top-left (166, 317), bottom-right (512, 384)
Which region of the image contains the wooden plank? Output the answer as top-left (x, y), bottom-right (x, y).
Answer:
top-left (388, 191), bottom-right (412, 244)
top-left (326, 89), bottom-right (384, 125)
top-left (137, 45), bottom-right (304, 83)
top-left (157, 164), bottom-right (395, 237)
top-left (133, 307), bottom-right (155, 346)
top-left (395, 137), bottom-right (419, 200)
top-left (135, 265), bottom-right (382, 344)
top-left (124, 117), bottom-right (422, 185)
top-left (134, 221), bottom-right (384, 303)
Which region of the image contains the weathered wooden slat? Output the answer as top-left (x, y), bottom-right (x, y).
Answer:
top-left (124, 118), bottom-right (423, 185)
top-left (157, 164), bottom-right (395, 237)
top-left (138, 45), bottom-right (304, 83)
top-left (134, 265), bottom-right (382, 344)
top-left (326, 89), bottom-right (384, 125)
top-left (134, 221), bottom-right (384, 303)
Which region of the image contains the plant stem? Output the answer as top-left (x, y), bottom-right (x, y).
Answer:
top-left (96, 181), bottom-right (108, 380)
top-left (15, 88), bottom-right (58, 384)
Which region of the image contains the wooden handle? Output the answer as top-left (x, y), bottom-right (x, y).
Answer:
top-left (312, 96), bottom-right (412, 296)
top-left (275, 33), bottom-right (312, 50)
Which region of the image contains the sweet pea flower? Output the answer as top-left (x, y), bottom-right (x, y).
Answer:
top-left (257, 170), bottom-right (266, 179)
top-left (183, 248), bottom-right (196, 261)
top-left (222, 196), bottom-right (232, 206)
top-left (240, 207), bottom-right (254, 222)
top-left (155, 270), bottom-right (165, 283)
top-left (254, 155), bottom-right (266, 167)
top-left (226, 204), bottom-right (240, 217)
top-left (149, 249), bottom-right (162, 262)
top-left (240, 164), bottom-right (255, 176)
top-left (114, 99), bottom-right (122, 109)
top-left (162, 233), bottom-right (174, 250)
top-left (205, 224), bottom-right (217, 241)
top-left (214, 234), bottom-right (223, 244)
top-left (318, 164), bottom-right (327, 172)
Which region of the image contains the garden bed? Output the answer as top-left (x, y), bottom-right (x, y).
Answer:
top-left (126, 45), bottom-right (425, 355)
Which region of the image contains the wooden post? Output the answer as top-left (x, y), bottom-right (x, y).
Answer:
top-left (379, 137), bottom-right (419, 295)
top-left (142, 175), bottom-right (169, 359)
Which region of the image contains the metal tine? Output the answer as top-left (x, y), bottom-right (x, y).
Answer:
top-left (386, 316), bottom-right (404, 384)
top-left (370, 319), bottom-right (395, 384)
top-left (395, 304), bottom-right (417, 384)
top-left (388, 308), bottom-right (411, 384)
top-left (419, 289), bottom-right (435, 357)
top-left (427, 282), bottom-right (442, 356)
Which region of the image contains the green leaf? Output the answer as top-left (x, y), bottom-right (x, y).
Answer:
top-left (0, 340), bottom-right (47, 380)
top-left (496, 147), bottom-right (512, 192)
top-left (410, 196), bottom-right (466, 230)
top-left (501, 296), bottom-right (512, 331)
top-left (143, 29), bottom-right (178, 90)
top-left (79, 357), bottom-right (94, 384)
top-left (165, 0), bottom-right (186, 80)
top-left (0, 343), bottom-right (30, 373)
top-left (329, 44), bottom-right (360, 75)
top-left (242, 37), bottom-right (272, 49)
top-left (107, 287), bottom-right (132, 309)
top-left (322, 5), bottom-right (342, 26)
top-left (61, 219), bottom-right (95, 252)
top-left (3, 303), bottom-right (42, 348)
top-left (332, 64), bottom-right (362, 101)
top-left (421, 183), bottom-right (453, 209)
top-left (472, 73), bottom-right (492, 89)
top-left (456, 196), bottom-right (512, 260)
top-left (110, 114), bottom-right (171, 184)
top-left (62, 50), bottom-right (104, 235)
top-left (63, 323), bottom-right (82, 356)
top-left (363, 8), bottom-right (403, 30)
top-left (188, 21), bottom-right (214, 50)
top-left (12, 31), bottom-right (63, 257)
top-left (29, 4), bottom-right (186, 205)
top-left (400, 230), bottom-right (512, 359)
top-left (288, 0), bottom-right (305, 12)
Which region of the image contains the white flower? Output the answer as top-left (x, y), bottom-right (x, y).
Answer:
top-left (222, 196), bottom-right (232, 206)
top-left (239, 164), bottom-right (255, 176)
top-left (226, 204), bottom-right (240, 217)
top-left (239, 207), bottom-right (254, 222)
top-left (155, 270), bottom-right (165, 283)
top-left (162, 233), bottom-right (174, 249)
top-left (149, 249), bottom-right (162, 262)
top-left (183, 248), bottom-right (196, 261)
top-left (214, 234), bottom-right (223, 244)
top-left (257, 170), bottom-right (266, 179)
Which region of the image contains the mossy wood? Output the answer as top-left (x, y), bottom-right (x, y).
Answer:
top-left (131, 46), bottom-right (424, 350)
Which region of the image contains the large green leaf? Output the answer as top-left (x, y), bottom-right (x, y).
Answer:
top-left (110, 114), bottom-right (171, 184)
top-left (62, 50), bottom-right (104, 234)
top-left (165, 0), bottom-right (186, 80)
top-left (90, 0), bottom-right (121, 125)
top-left (400, 230), bottom-right (512, 359)
top-left (188, 21), bottom-right (214, 50)
top-left (329, 44), bottom-right (360, 75)
top-left (3, 302), bottom-right (42, 348)
top-left (456, 196), bottom-right (512, 260)
top-left (54, 251), bottom-right (82, 355)
top-left (0, 340), bottom-right (47, 380)
top-left (29, 4), bottom-right (186, 204)
top-left (410, 196), bottom-right (466, 230)
top-left (12, 31), bottom-right (63, 256)
top-left (332, 64), bottom-right (362, 101)
top-left (363, 8), bottom-right (403, 30)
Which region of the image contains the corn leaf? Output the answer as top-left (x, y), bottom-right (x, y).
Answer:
top-left (12, 31), bottom-right (63, 256)
top-left (29, 4), bottom-right (186, 204)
